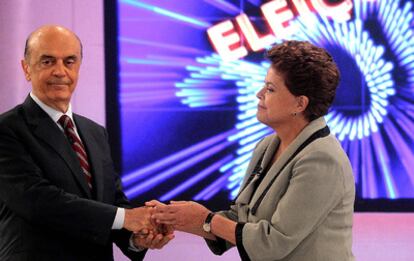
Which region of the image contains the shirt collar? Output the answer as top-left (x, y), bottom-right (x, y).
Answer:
top-left (30, 92), bottom-right (74, 124)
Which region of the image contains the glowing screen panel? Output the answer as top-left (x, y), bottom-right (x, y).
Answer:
top-left (117, 0), bottom-right (414, 207)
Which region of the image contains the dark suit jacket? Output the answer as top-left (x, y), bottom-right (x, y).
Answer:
top-left (0, 96), bottom-right (146, 261)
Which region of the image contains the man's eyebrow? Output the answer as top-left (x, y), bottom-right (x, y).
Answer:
top-left (39, 55), bottom-right (56, 60)
top-left (65, 55), bottom-right (78, 60)
top-left (39, 55), bottom-right (79, 60)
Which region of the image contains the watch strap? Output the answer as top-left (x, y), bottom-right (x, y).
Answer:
top-left (205, 212), bottom-right (215, 224)
top-left (203, 212), bottom-right (215, 232)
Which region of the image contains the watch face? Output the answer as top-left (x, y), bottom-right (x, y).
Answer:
top-left (203, 223), bottom-right (211, 233)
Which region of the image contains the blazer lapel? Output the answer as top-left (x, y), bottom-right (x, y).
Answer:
top-left (74, 115), bottom-right (104, 201)
top-left (248, 118), bottom-right (328, 208)
top-left (259, 136), bottom-right (280, 172)
top-left (22, 97), bottom-right (92, 198)
top-left (235, 135), bottom-right (279, 205)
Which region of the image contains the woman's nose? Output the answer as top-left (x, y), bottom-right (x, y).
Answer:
top-left (256, 87), bottom-right (264, 99)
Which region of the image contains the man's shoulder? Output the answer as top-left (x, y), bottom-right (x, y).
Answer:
top-left (0, 96), bottom-right (40, 128)
top-left (0, 104), bottom-right (25, 127)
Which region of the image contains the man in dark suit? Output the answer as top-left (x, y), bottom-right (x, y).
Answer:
top-left (0, 25), bottom-right (173, 260)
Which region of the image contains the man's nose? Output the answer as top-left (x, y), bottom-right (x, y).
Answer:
top-left (52, 60), bottom-right (66, 77)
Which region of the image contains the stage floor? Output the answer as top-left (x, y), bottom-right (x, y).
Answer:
top-left (115, 213), bottom-right (414, 260)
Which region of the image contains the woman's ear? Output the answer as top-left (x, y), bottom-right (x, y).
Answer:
top-left (296, 95), bottom-right (309, 113)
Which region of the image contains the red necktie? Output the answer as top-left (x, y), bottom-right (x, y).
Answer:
top-left (58, 115), bottom-right (93, 190)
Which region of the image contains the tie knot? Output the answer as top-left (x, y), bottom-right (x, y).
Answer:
top-left (58, 115), bottom-right (74, 130)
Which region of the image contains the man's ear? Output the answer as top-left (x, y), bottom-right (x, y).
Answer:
top-left (296, 95), bottom-right (309, 113)
top-left (21, 59), bottom-right (31, 81)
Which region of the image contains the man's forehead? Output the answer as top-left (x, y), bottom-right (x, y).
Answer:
top-left (29, 29), bottom-right (81, 51)
top-left (35, 36), bottom-right (80, 48)
top-left (31, 39), bottom-right (81, 57)
top-left (32, 47), bottom-right (81, 58)
top-left (31, 26), bottom-right (77, 41)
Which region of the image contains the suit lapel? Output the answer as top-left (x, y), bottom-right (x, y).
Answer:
top-left (22, 97), bottom-right (92, 198)
top-left (74, 115), bottom-right (104, 201)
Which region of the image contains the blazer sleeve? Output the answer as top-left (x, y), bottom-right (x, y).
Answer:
top-left (204, 136), bottom-right (270, 256)
top-left (0, 121), bottom-right (117, 246)
top-left (204, 203), bottom-right (239, 255)
top-left (238, 150), bottom-right (347, 261)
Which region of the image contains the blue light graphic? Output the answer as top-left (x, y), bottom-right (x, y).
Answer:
top-left (119, 0), bottom-right (414, 203)
top-left (291, 14), bottom-right (396, 141)
top-left (120, 0), bottom-right (211, 28)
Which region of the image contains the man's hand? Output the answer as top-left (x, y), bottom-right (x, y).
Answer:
top-left (128, 201), bottom-right (175, 250)
top-left (132, 229), bottom-right (175, 250)
top-left (123, 206), bottom-right (154, 233)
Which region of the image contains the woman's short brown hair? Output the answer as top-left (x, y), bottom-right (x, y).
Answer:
top-left (266, 40), bottom-right (340, 121)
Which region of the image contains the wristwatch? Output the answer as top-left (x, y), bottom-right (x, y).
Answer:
top-left (202, 212), bottom-right (215, 233)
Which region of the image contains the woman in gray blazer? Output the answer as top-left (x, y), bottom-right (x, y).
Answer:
top-left (150, 40), bottom-right (355, 261)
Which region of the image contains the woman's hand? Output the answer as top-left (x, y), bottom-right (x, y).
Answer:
top-left (145, 200), bottom-right (174, 234)
top-left (150, 200), bottom-right (210, 233)
top-left (148, 200), bottom-right (235, 243)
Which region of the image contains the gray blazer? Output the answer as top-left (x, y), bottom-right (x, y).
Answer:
top-left (207, 117), bottom-right (355, 261)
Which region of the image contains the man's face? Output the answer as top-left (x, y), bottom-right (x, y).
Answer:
top-left (21, 28), bottom-right (82, 112)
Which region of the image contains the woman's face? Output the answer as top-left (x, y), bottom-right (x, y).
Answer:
top-left (256, 66), bottom-right (302, 128)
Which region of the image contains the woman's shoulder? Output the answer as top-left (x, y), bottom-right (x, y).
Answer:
top-left (298, 135), bottom-right (354, 179)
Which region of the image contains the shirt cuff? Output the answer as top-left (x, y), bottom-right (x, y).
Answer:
top-left (235, 223), bottom-right (250, 261)
top-left (111, 207), bottom-right (125, 230)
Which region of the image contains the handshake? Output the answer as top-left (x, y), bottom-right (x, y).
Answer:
top-left (122, 200), bottom-right (173, 250)
top-left (122, 200), bottom-right (211, 250)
